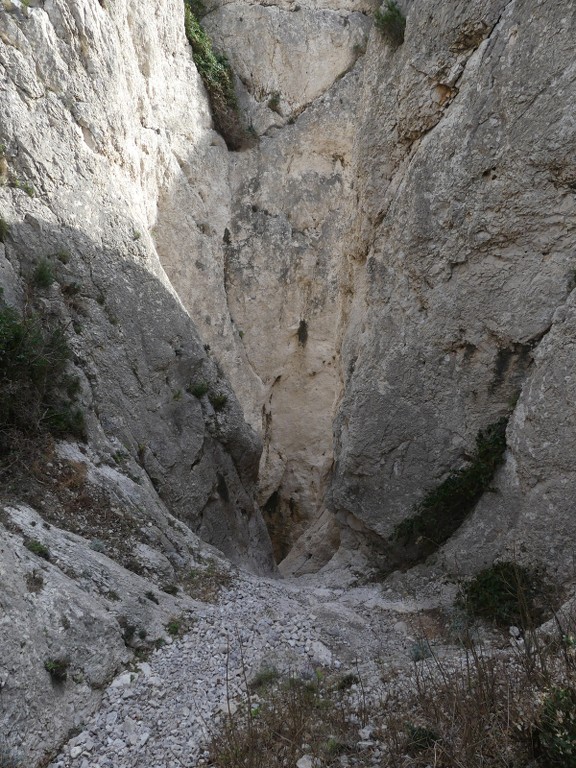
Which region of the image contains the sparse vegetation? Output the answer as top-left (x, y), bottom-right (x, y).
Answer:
top-left (188, 381), bottom-right (209, 398)
top-left (183, 0), bottom-right (252, 150)
top-left (24, 539), bottom-right (50, 560)
top-left (32, 259), bottom-right (55, 289)
top-left (392, 417), bottom-right (508, 566)
top-left (0, 305), bottom-right (85, 444)
top-left (209, 392), bottom-right (228, 411)
top-left (0, 216), bottom-right (9, 243)
top-left (409, 638), bottom-right (432, 662)
top-left (25, 569), bottom-right (44, 593)
top-left (267, 91), bottom-right (281, 114)
top-left (166, 618), bottom-right (182, 637)
top-left (145, 590), bottom-right (160, 605)
top-left (459, 561), bottom-right (553, 629)
top-left (249, 666), bottom-right (279, 691)
top-left (183, 560), bottom-right (233, 602)
top-left (374, 0), bottom-right (406, 47)
top-left (210, 669), bottom-right (359, 768)
top-left (539, 686), bottom-right (576, 767)
top-left (44, 658), bottom-right (69, 682)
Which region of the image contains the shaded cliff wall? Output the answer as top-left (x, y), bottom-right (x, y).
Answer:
top-left (326, 0), bottom-right (576, 579)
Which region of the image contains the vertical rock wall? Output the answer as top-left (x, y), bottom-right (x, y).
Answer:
top-left (327, 0), bottom-right (576, 578)
top-left (0, 0), bottom-right (275, 569)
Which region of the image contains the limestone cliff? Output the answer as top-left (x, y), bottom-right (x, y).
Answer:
top-left (0, 0), bottom-right (274, 760)
top-left (327, 0), bottom-right (576, 580)
top-left (2, 0), bottom-right (576, 762)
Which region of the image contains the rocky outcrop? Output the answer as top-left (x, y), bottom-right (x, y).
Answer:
top-left (0, 0), bottom-right (274, 761)
top-left (0, 0), bottom-right (274, 570)
top-left (195, 0), bottom-right (374, 560)
top-left (3, 0), bottom-right (576, 759)
top-left (327, 0), bottom-right (576, 578)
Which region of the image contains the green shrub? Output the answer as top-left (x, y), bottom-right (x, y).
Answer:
top-left (183, 1), bottom-right (251, 150)
top-left (406, 724), bottom-right (441, 754)
top-left (188, 0), bottom-right (206, 17)
top-left (392, 417), bottom-right (508, 565)
top-left (24, 539), bottom-right (50, 560)
top-left (459, 561), bottom-right (550, 628)
top-left (166, 618), bottom-right (181, 636)
top-left (268, 91), bottom-right (281, 113)
top-left (249, 666), bottom-right (279, 690)
top-left (539, 687), bottom-right (576, 766)
top-left (44, 657), bottom-right (69, 682)
top-left (0, 306), bottom-right (85, 441)
top-left (0, 217), bottom-right (9, 243)
top-left (32, 259), bottom-right (55, 289)
top-left (374, 0), bottom-right (406, 47)
top-left (188, 381), bottom-right (209, 398)
top-left (209, 392), bottom-right (227, 411)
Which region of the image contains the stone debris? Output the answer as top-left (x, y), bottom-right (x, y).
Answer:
top-left (47, 572), bottom-right (414, 768)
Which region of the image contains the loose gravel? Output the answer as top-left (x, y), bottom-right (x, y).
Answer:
top-left (48, 572), bottom-right (429, 768)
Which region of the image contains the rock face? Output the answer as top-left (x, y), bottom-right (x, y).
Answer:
top-left (0, 0), bottom-right (274, 571)
top-left (197, 0), bottom-right (374, 560)
top-left (0, 0), bottom-right (274, 762)
top-left (327, 0), bottom-right (576, 579)
top-left (2, 0), bottom-right (576, 761)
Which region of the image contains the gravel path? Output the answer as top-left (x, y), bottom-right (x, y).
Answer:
top-left (48, 572), bottom-right (422, 768)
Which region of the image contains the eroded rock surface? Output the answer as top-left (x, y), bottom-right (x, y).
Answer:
top-left (326, 0), bottom-right (576, 578)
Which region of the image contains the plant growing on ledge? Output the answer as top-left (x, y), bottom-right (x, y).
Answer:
top-left (44, 657), bottom-right (69, 683)
top-left (374, 0), bottom-right (406, 47)
top-left (0, 305), bottom-right (85, 447)
top-left (183, 0), bottom-right (253, 150)
top-left (392, 417), bottom-right (508, 566)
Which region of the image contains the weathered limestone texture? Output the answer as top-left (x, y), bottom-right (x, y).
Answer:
top-left (0, 0), bottom-right (274, 761)
top-left (328, 0), bottom-right (576, 577)
top-left (0, 0), bottom-right (274, 569)
top-left (198, 0), bottom-right (372, 561)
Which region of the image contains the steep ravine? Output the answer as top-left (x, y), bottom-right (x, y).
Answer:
top-left (2, 0), bottom-right (576, 764)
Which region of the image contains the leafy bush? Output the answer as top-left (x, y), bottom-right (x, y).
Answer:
top-left (392, 418), bottom-right (508, 565)
top-left (374, 0), bottom-right (406, 47)
top-left (32, 259), bottom-right (55, 289)
top-left (184, 1), bottom-right (251, 150)
top-left (0, 306), bottom-right (85, 441)
top-left (539, 687), bottom-right (576, 766)
top-left (459, 561), bottom-right (551, 629)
